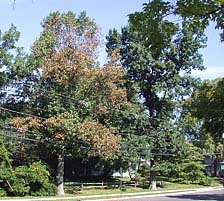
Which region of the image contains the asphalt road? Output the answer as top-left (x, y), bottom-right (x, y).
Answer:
top-left (120, 189), bottom-right (224, 201)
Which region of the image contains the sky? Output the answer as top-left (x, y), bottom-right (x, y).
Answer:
top-left (0, 0), bottom-right (224, 80)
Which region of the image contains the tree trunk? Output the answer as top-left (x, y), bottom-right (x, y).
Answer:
top-left (150, 170), bottom-right (157, 190)
top-left (214, 144), bottom-right (220, 177)
top-left (56, 150), bottom-right (65, 195)
top-left (149, 159), bottom-right (157, 190)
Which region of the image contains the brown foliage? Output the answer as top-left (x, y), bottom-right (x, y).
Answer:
top-left (10, 117), bottom-right (41, 131)
top-left (79, 121), bottom-right (120, 158)
top-left (12, 12), bottom-right (129, 160)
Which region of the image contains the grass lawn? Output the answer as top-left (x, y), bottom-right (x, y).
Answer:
top-left (63, 178), bottom-right (222, 196)
top-left (0, 178), bottom-right (221, 200)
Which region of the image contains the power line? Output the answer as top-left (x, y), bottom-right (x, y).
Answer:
top-left (0, 124), bottom-right (40, 137)
top-left (3, 134), bottom-right (43, 143)
top-left (0, 106), bottom-right (221, 150)
top-left (15, 81), bottom-right (77, 101)
top-left (3, 81), bottom-right (224, 127)
top-left (1, 128), bottom-right (220, 158)
top-left (0, 126), bottom-right (176, 153)
top-left (0, 106), bottom-right (46, 120)
top-left (0, 107), bottom-right (197, 152)
top-left (2, 78), bottom-right (79, 102)
top-left (0, 127), bottom-right (43, 143)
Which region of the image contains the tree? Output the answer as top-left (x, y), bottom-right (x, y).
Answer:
top-left (0, 24), bottom-right (25, 102)
top-left (10, 11), bottom-right (129, 195)
top-left (187, 78), bottom-right (224, 142)
top-left (175, 0), bottom-right (224, 42)
top-left (106, 0), bottom-right (206, 190)
top-left (0, 23), bottom-right (40, 169)
top-left (170, 142), bottom-right (210, 185)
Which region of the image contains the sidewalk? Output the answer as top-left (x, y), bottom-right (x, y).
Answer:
top-left (0, 186), bottom-right (223, 201)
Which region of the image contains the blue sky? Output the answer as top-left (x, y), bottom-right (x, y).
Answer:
top-left (0, 0), bottom-right (223, 80)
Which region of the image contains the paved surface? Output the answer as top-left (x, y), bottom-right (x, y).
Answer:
top-left (110, 189), bottom-right (224, 201)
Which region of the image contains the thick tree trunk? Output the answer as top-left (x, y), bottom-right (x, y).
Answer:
top-left (150, 170), bottom-right (157, 190)
top-left (149, 159), bottom-right (157, 190)
top-left (56, 150), bottom-right (65, 196)
top-left (214, 145), bottom-right (220, 177)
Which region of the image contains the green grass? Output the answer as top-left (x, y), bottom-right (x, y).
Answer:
top-left (0, 178), bottom-right (221, 200)
top-left (63, 178), bottom-right (222, 196)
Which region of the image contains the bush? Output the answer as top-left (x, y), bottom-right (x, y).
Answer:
top-left (0, 161), bottom-right (56, 196)
top-left (170, 161), bottom-right (208, 185)
top-left (138, 164), bottom-right (150, 179)
top-left (7, 178), bottom-right (30, 196)
top-left (0, 188), bottom-right (6, 197)
top-left (31, 182), bottom-right (57, 196)
top-left (199, 176), bottom-right (213, 186)
top-left (19, 161), bottom-right (57, 196)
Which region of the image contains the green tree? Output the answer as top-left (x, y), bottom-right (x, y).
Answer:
top-left (175, 0), bottom-right (224, 41)
top-left (178, 79), bottom-right (224, 176)
top-left (0, 25), bottom-right (25, 101)
top-left (188, 78), bottom-right (224, 142)
top-left (170, 142), bottom-right (209, 185)
top-left (0, 24), bottom-right (38, 168)
top-left (106, 0), bottom-right (206, 190)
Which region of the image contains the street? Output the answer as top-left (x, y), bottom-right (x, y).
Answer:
top-left (115, 189), bottom-right (224, 201)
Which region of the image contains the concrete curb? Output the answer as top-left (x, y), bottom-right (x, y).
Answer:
top-left (0, 186), bottom-right (222, 201)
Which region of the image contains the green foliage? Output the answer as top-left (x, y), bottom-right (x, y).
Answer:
top-left (30, 182), bottom-right (57, 196)
top-left (22, 11), bottom-right (127, 159)
top-left (171, 161), bottom-right (206, 184)
top-left (112, 103), bottom-right (149, 136)
top-left (154, 161), bottom-right (175, 177)
top-left (0, 161), bottom-right (56, 196)
top-left (131, 0), bottom-right (224, 42)
top-left (106, 0), bottom-right (206, 133)
top-left (10, 11), bottom-right (129, 194)
top-left (175, 0), bottom-right (224, 42)
top-left (0, 188), bottom-right (7, 197)
top-left (188, 78), bottom-right (224, 142)
top-left (138, 164), bottom-right (151, 179)
top-left (106, 0), bottom-right (207, 189)
top-left (169, 142), bottom-right (210, 185)
top-left (0, 24), bottom-right (31, 89)
top-left (14, 161), bottom-right (56, 196)
top-left (0, 25), bottom-right (21, 100)
top-left (113, 134), bottom-right (151, 181)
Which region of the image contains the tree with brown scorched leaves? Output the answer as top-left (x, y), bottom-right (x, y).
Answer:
top-left (10, 11), bottom-right (130, 195)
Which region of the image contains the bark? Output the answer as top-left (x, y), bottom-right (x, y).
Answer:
top-left (214, 143), bottom-right (220, 177)
top-left (150, 170), bottom-right (157, 190)
top-left (56, 150), bottom-right (65, 195)
top-left (214, 156), bottom-right (218, 177)
top-left (149, 159), bottom-right (157, 190)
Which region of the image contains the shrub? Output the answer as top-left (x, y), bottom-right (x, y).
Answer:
top-left (30, 182), bottom-right (57, 196)
top-left (0, 188), bottom-right (6, 197)
top-left (0, 161), bottom-right (56, 196)
top-left (18, 161), bottom-right (56, 195)
top-left (199, 176), bottom-right (213, 186)
top-left (138, 164), bottom-right (150, 179)
top-left (170, 161), bottom-right (208, 185)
